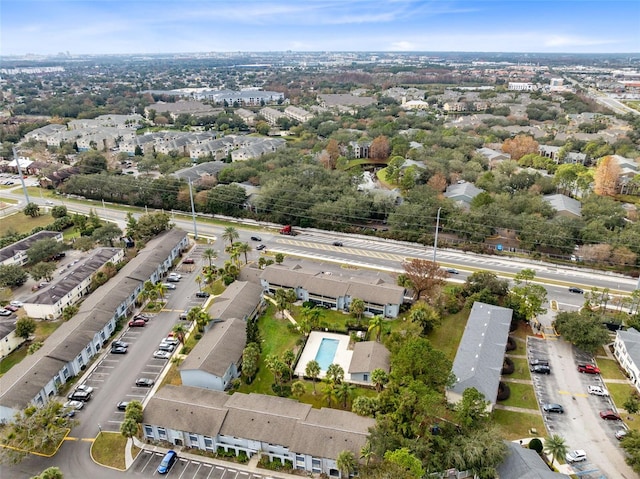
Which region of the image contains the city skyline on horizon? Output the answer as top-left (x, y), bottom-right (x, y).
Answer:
top-left (2, 0), bottom-right (639, 57)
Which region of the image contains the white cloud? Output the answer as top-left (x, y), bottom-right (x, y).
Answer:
top-left (544, 35), bottom-right (618, 47)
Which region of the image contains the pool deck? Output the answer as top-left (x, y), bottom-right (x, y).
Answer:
top-left (294, 331), bottom-right (353, 380)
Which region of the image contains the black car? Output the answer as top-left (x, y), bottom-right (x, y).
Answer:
top-left (116, 401), bottom-right (130, 411)
top-left (333, 241), bottom-right (343, 246)
top-left (256, 244), bottom-right (266, 251)
top-left (250, 236), bottom-right (262, 241)
top-left (195, 291), bottom-right (210, 298)
top-left (542, 403), bottom-right (564, 413)
top-left (530, 365), bottom-right (551, 374)
top-left (135, 378), bottom-right (155, 387)
top-left (569, 287), bottom-right (584, 294)
top-left (68, 390), bottom-right (92, 402)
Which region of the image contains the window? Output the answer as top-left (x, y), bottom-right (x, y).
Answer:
top-left (144, 426), bottom-right (154, 438)
top-left (312, 458), bottom-right (321, 473)
top-left (62, 367), bottom-right (70, 379)
top-left (158, 427), bottom-right (166, 439)
top-left (204, 437), bottom-right (214, 450)
top-left (189, 433), bottom-right (198, 445)
top-left (363, 374), bottom-right (368, 381)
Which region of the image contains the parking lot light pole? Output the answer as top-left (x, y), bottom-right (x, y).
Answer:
top-left (433, 207), bottom-right (442, 263)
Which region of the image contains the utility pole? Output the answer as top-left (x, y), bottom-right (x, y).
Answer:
top-left (188, 179), bottom-right (198, 240)
top-left (433, 207), bottom-right (442, 263)
top-left (13, 147), bottom-right (30, 204)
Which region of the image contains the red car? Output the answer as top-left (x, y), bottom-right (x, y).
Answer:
top-left (183, 258), bottom-right (195, 264)
top-left (578, 364), bottom-right (600, 374)
top-left (128, 319), bottom-right (146, 327)
top-left (600, 410), bottom-right (621, 421)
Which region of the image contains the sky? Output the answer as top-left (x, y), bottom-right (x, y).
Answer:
top-left (1, 0), bottom-right (639, 56)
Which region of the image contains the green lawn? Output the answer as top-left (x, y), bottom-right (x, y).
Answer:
top-left (597, 357), bottom-right (627, 380)
top-left (91, 432), bottom-right (130, 470)
top-left (238, 304), bottom-right (301, 396)
top-left (0, 345), bottom-right (29, 376)
top-left (498, 382), bottom-right (539, 410)
top-left (493, 409), bottom-right (546, 441)
top-left (0, 211), bottom-right (54, 235)
top-left (427, 310), bottom-right (469, 361)
top-left (506, 357), bottom-right (532, 381)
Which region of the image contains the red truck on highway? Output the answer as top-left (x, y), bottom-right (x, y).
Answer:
top-left (279, 225), bottom-right (298, 236)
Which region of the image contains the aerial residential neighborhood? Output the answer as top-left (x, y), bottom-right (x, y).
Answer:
top-left (1, 2), bottom-right (640, 479)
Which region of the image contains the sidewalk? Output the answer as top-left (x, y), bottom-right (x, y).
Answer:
top-left (127, 437), bottom-right (304, 478)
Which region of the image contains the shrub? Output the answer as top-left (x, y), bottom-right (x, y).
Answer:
top-left (496, 382), bottom-right (511, 401)
top-left (528, 438), bottom-right (543, 454)
top-left (505, 336), bottom-right (516, 351)
top-left (501, 357), bottom-right (515, 375)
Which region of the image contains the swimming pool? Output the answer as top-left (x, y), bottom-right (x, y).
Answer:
top-left (314, 338), bottom-right (339, 371)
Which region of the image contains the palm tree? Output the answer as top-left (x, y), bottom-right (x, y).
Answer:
top-left (370, 368), bottom-right (389, 393)
top-left (326, 363), bottom-right (344, 385)
top-left (360, 441), bottom-right (374, 466)
top-left (367, 315), bottom-right (384, 342)
top-left (222, 226), bottom-right (239, 247)
top-left (236, 242), bottom-right (251, 264)
top-left (291, 381), bottom-right (306, 399)
top-left (275, 288), bottom-right (289, 315)
top-left (203, 267), bottom-right (217, 285)
top-left (172, 323), bottom-right (187, 345)
top-left (349, 298), bottom-right (365, 320)
top-left (203, 248), bottom-right (217, 269)
top-left (195, 275), bottom-right (202, 292)
top-left (336, 450), bottom-right (356, 478)
top-left (155, 282), bottom-right (167, 300)
top-left (322, 381), bottom-right (337, 407)
top-left (305, 360), bottom-right (320, 394)
top-left (544, 434), bottom-right (568, 467)
top-left (336, 382), bottom-right (355, 408)
top-left (282, 349), bottom-right (295, 381)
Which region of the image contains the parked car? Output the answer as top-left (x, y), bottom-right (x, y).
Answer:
top-left (75, 384), bottom-right (94, 394)
top-left (111, 346), bottom-right (128, 354)
top-left (116, 401), bottom-right (130, 411)
top-left (568, 287), bottom-right (584, 294)
top-left (256, 244), bottom-right (266, 251)
top-left (615, 429), bottom-right (628, 440)
top-left (183, 258), bottom-right (195, 264)
top-left (134, 313), bottom-right (150, 321)
top-left (153, 350), bottom-right (171, 359)
top-left (530, 358), bottom-right (549, 367)
top-left (168, 272), bottom-right (182, 279)
top-left (158, 342), bottom-right (175, 352)
top-left (333, 241), bottom-right (343, 246)
top-left (161, 337), bottom-right (179, 346)
top-left (578, 364), bottom-right (600, 374)
top-left (565, 450), bottom-right (587, 463)
top-left (135, 378), bottom-right (155, 387)
top-left (0, 309), bottom-right (12, 317)
top-left (63, 400), bottom-right (84, 410)
top-left (161, 283), bottom-right (176, 290)
top-left (250, 236), bottom-right (262, 241)
top-left (128, 319), bottom-right (146, 327)
top-left (542, 403), bottom-right (564, 414)
top-left (166, 276), bottom-right (180, 282)
top-left (179, 310), bottom-right (189, 320)
top-left (588, 385), bottom-right (609, 396)
top-left (195, 291), bottom-right (210, 298)
top-left (3, 305), bottom-right (18, 312)
top-left (67, 390), bottom-right (92, 402)
top-left (530, 365), bottom-right (551, 374)
top-left (112, 340), bottom-right (128, 349)
top-left (9, 301), bottom-right (23, 307)
top-left (157, 450), bottom-right (178, 474)
top-left (600, 410), bottom-right (622, 421)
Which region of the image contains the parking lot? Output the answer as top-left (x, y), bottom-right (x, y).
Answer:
top-left (130, 450), bottom-right (271, 479)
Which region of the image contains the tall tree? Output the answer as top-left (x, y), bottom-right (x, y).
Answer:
top-left (408, 301), bottom-right (440, 335)
top-left (203, 248), bottom-right (217, 269)
top-left (544, 434), bottom-right (569, 466)
top-left (236, 242), bottom-right (251, 264)
top-left (336, 450), bottom-right (357, 478)
top-left (31, 467), bottom-right (64, 479)
top-left (401, 258), bottom-right (448, 301)
top-left (222, 226), bottom-right (239, 246)
top-left (368, 315), bottom-right (384, 342)
top-left (349, 298), bottom-right (365, 320)
top-left (370, 368), bottom-right (389, 393)
top-left (24, 202), bottom-right (41, 218)
top-left (594, 155), bottom-right (621, 197)
top-left (502, 134), bottom-right (539, 161)
top-left (305, 360), bottom-right (321, 394)
top-left (15, 317), bottom-right (36, 340)
top-left (369, 135), bottom-right (391, 161)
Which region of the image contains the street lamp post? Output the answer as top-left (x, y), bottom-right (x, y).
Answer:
top-left (433, 207), bottom-right (442, 263)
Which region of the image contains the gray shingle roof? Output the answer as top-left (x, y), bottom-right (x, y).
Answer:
top-left (543, 194), bottom-right (582, 217)
top-left (144, 386), bottom-right (374, 459)
top-left (207, 281), bottom-right (263, 321)
top-left (497, 442), bottom-right (570, 479)
top-left (449, 302), bottom-right (512, 405)
top-left (0, 231), bottom-right (61, 263)
top-left (617, 328), bottom-right (640, 367)
top-left (348, 341), bottom-right (390, 374)
top-left (180, 318), bottom-right (246, 376)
